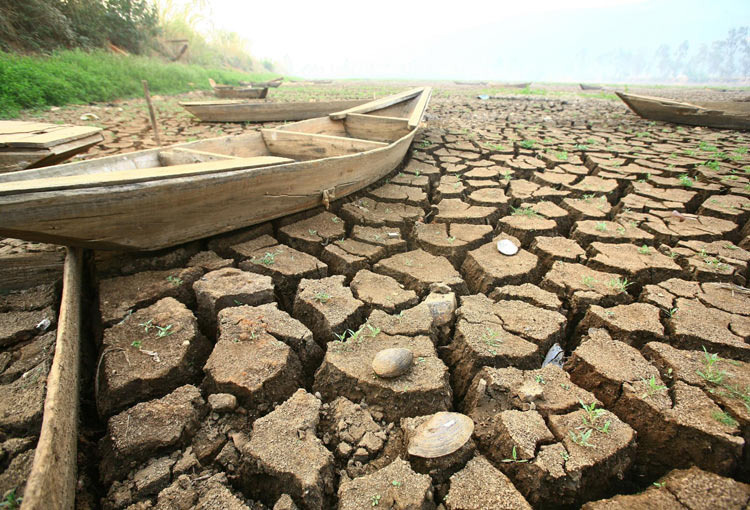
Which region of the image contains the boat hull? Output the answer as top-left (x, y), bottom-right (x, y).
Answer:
top-left (0, 132), bottom-right (416, 251)
top-left (616, 92), bottom-right (750, 130)
top-left (181, 99), bottom-right (369, 122)
top-left (213, 87), bottom-right (269, 99)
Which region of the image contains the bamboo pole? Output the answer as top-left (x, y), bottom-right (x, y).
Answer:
top-left (23, 247), bottom-right (84, 510)
top-left (142, 80), bottom-right (161, 146)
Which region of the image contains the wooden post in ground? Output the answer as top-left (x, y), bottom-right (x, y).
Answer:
top-left (22, 247), bottom-right (84, 510)
top-left (142, 80), bottom-right (161, 146)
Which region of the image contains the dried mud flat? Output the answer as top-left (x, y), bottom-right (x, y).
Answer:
top-left (1, 82), bottom-right (750, 509)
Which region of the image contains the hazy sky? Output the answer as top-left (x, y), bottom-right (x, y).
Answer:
top-left (207, 0), bottom-right (748, 80)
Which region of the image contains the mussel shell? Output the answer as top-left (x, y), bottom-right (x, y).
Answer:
top-left (372, 348), bottom-right (413, 378)
top-left (407, 412), bottom-right (474, 459)
top-left (497, 239), bottom-right (519, 256)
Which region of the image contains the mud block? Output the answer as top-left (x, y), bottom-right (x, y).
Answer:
top-left (97, 297), bottom-right (211, 417)
top-left (241, 390), bottom-right (334, 510)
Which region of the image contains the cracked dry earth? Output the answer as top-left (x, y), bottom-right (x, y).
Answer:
top-left (1, 83), bottom-right (750, 509)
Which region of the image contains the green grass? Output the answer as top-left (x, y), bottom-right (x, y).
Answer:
top-left (0, 49), bottom-right (280, 118)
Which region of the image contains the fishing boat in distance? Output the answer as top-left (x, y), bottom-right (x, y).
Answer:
top-left (0, 87), bottom-right (432, 251)
top-left (209, 78), bottom-right (268, 99)
top-left (579, 83), bottom-right (603, 91)
top-left (0, 121), bottom-right (103, 173)
top-left (616, 92), bottom-right (750, 130)
top-left (181, 98), bottom-right (370, 122)
top-left (454, 81), bottom-right (488, 86)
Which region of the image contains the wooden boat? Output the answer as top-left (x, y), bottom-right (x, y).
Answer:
top-left (454, 81), bottom-right (488, 86)
top-left (0, 87), bottom-right (432, 251)
top-left (310, 80), bottom-right (333, 85)
top-left (241, 77), bottom-right (284, 88)
top-left (0, 121), bottom-right (103, 174)
top-left (180, 98), bottom-right (370, 122)
top-left (209, 79), bottom-right (268, 99)
top-left (580, 83), bottom-right (603, 91)
top-left (616, 92), bottom-right (750, 130)
top-left (505, 82), bottom-right (531, 89)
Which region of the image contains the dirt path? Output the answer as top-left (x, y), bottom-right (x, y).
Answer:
top-left (1, 82), bottom-right (749, 509)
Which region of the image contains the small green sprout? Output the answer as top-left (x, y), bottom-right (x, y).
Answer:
top-left (641, 375), bottom-right (667, 399)
top-left (166, 275), bottom-right (183, 286)
top-left (638, 245), bottom-right (651, 255)
top-left (696, 346), bottom-right (726, 384)
top-left (582, 276), bottom-right (596, 288)
top-left (313, 292), bottom-right (331, 304)
top-left (570, 429), bottom-right (594, 447)
top-left (608, 277), bottom-right (633, 293)
top-left (155, 324), bottom-right (173, 338)
top-left (678, 174), bottom-right (693, 187)
top-left (131, 340), bottom-right (142, 348)
top-left (139, 319), bottom-right (154, 332)
top-left (594, 221), bottom-right (608, 232)
top-left (501, 445), bottom-right (528, 463)
top-left (371, 494), bottom-right (381, 506)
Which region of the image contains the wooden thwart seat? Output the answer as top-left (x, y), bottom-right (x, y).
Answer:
top-left (261, 129), bottom-right (387, 159)
top-left (0, 155), bottom-right (293, 196)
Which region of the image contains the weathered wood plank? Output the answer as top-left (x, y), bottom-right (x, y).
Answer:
top-left (261, 129), bottom-right (387, 160)
top-left (0, 125), bottom-right (102, 148)
top-left (408, 87), bottom-right (432, 128)
top-left (0, 156), bottom-right (294, 195)
top-left (181, 98), bottom-right (368, 122)
top-left (22, 247), bottom-right (83, 510)
top-left (344, 114), bottom-right (411, 143)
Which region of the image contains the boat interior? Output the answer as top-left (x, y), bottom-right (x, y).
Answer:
top-left (0, 87), bottom-right (431, 196)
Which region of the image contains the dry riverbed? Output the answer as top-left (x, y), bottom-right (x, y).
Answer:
top-left (1, 81), bottom-right (749, 509)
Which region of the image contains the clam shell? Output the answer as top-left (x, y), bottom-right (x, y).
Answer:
top-left (372, 348), bottom-right (413, 378)
top-left (497, 239), bottom-right (519, 256)
top-left (407, 412), bottom-right (474, 459)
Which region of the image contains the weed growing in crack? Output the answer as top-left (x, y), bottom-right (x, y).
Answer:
top-left (501, 446), bottom-right (528, 463)
top-left (595, 221), bottom-right (608, 232)
top-left (608, 277), bottom-right (633, 293)
top-left (712, 411), bottom-right (738, 427)
top-left (696, 346), bottom-right (726, 384)
top-left (166, 275), bottom-right (183, 286)
top-left (511, 206), bottom-right (539, 218)
top-left (638, 245), bottom-right (651, 255)
top-left (640, 375), bottom-right (667, 399)
top-left (678, 174), bottom-right (694, 187)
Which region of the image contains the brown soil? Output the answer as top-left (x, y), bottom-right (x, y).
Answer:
top-left (4, 82), bottom-right (750, 509)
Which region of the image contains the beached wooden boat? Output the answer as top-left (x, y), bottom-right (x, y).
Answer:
top-left (241, 77), bottom-right (284, 88)
top-left (0, 121), bottom-right (103, 174)
top-left (616, 92), bottom-right (750, 130)
top-left (0, 87), bottom-right (432, 251)
top-left (209, 79), bottom-right (268, 99)
top-left (454, 81), bottom-right (488, 86)
top-left (505, 82), bottom-right (531, 89)
top-left (180, 98), bottom-right (370, 122)
top-left (580, 83), bottom-right (603, 91)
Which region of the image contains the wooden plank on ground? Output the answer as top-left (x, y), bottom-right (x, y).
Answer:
top-left (22, 247), bottom-right (83, 510)
top-left (2, 125), bottom-right (103, 148)
top-left (0, 155), bottom-right (294, 195)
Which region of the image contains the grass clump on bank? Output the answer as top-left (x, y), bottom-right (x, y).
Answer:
top-left (0, 50), bottom-right (280, 118)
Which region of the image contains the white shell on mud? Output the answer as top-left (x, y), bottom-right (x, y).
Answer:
top-left (497, 239), bottom-right (519, 256)
top-left (407, 412), bottom-right (474, 459)
top-left (372, 348), bottom-right (413, 378)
